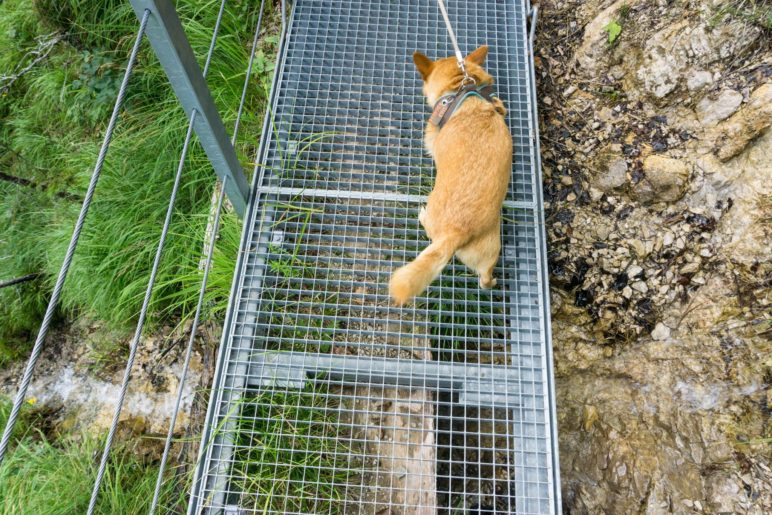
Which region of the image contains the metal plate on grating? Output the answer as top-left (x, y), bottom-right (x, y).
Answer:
top-left (190, 1), bottom-right (560, 513)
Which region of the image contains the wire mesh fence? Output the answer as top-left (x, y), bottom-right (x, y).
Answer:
top-left (190, 0), bottom-right (560, 513)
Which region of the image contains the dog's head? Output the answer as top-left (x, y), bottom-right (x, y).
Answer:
top-left (412, 45), bottom-right (493, 107)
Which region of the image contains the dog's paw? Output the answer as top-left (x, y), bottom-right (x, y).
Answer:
top-left (479, 276), bottom-right (497, 289)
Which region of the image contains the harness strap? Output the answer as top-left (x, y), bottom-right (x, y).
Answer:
top-left (429, 83), bottom-right (497, 129)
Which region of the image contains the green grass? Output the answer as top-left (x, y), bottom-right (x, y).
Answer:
top-left (84, 326), bottom-right (130, 377)
top-left (0, 436), bottom-right (177, 514)
top-left (0, 0), bottom-right (279, 346)
top-left (0, 397), bottom-right (180, 514)
top-left (708, 0), bottom-right (772, 31)
top-left (228, 385), bottom-right (356, 513)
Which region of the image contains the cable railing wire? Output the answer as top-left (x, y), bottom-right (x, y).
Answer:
top-left (86, 106), bottom-right (197, 515)
top-left (149, 177), bottom-right (228, 515)
top-left (149, 5), bottom-right (268, 509)
top-left (145, 1), bottom-right (240, 510)
top-left (232, 0), bottom-right (267, 145)
top-left (88, 0), bottom-right (247, 509)
top-left (0, 8), bottom-right (151, 466)
top-left (150, 10), bottom-right (265, 506)
top-left (185, 2), bottom-right (291, 508)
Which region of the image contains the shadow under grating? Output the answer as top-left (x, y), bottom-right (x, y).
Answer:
top-left (190, 0), bottom-right (559, 513)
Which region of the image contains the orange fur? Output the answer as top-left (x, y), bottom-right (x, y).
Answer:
top-left (389, 45), bottom-right (512, 306)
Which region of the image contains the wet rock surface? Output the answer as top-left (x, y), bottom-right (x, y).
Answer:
top-left (537, 0), bottom-right (770, 512)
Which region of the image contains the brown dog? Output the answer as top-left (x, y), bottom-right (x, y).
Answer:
top-left (389, 45), bottom-right (512, 306)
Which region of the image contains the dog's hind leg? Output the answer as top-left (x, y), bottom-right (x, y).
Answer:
top-left (418, 205), bottom-right (435, 240)
top-left (456, 226), bottom-right (501, 289)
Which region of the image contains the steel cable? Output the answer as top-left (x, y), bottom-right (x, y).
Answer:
top-left (0, 9), bottom-right (151, 465)
top-left (149, 0), bottom-right (267, 510)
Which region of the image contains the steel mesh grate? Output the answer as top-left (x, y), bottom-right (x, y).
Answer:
top-left (190, 1), bottom-right (559, 513)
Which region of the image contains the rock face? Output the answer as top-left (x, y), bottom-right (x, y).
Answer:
top-left (575, 0), bottom-right (643, 76)
top-left (0, 318), bottom-right (212, 453)
top-left (710, 83), bottom-right (772, 162)
top-left (631, 12), bottom-right (762, 100)
top-left (537, 0), bottom-right (770, 512)
top-left (686, 70), bottom-right (713, 91)
top-left (594, 154), bottom-right (628, 192)
top-left (696, 89), bottom-right (744, 126)
top-left (633, 155), bottom-right (690, 203)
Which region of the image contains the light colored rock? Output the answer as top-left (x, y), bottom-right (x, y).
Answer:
top-left (663, 231), bottom-right (675, 246)
top-left (631, 239), bottom-right (647, 258)
top-left (696, 130), bottom-right (772, 266)
top-left (632, 281), bottom-right (649, 293)
top-left (635, 19), bottom-right (761, 100)
top-left (651, 323), bottom-right (671, 340)
top-left (680, 261), bottom-right (701, 274)
top-left (710, 83), bottom-right (772, 161)
top-left (627, 265), bottom-right (643, 277)
top-left (597, 157), bottom-right (628, 192)
top-left (596, 224), bottom-right (611, 240)
top-left (696, 89), bottom-right (743, 126)
top-left (686, 70), bottom-right (713, 91)
top-left (635, 20), bottom-right (690, 98)
top-left (633, 155), bottom-right (690, 203)
top-left (575, 0), bottom-right (643, 76)
top-left (639, 55), bottom-right (681, 98)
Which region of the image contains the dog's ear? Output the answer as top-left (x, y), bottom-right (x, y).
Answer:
top-left (466, 45), bottom-right (488, 65)
top-left (413, 52), bottom-right (434, 80)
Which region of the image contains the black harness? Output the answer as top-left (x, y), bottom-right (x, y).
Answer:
top-left (429, 83), bottom-right (498, 129)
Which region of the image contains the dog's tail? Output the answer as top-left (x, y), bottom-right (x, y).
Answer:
top-left (389, 236), bottom-right (458, 306)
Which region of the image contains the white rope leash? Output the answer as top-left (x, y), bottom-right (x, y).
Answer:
top-left (436, 0), bottom-right (472, 83)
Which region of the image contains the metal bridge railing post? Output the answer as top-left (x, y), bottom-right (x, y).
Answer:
top-left (128, 0), bottom-right (251, 217)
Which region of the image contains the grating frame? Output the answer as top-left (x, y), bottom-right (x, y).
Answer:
top-left (190, 1), bottom-right (560, 514)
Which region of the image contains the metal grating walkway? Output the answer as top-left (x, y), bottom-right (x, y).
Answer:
top-left (190, 1), bottom-right (560, 513)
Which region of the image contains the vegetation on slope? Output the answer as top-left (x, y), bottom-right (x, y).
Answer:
top-left (0, 397), bottom-right (178, 514)
top-left (0, 0), bottom-right (279, 511)
top-left (0, 0), bottom-right (277, 353)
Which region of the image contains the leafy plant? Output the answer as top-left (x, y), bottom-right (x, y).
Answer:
top-left (71, 50), bottom-right (122, 111)
top-left (605, 20), bottom-right (623, 45)
top-left (603, 3), bottom-right (630, 46)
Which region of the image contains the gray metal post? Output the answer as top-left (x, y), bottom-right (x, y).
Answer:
top-left (128, 0), bottom-right (250, 217)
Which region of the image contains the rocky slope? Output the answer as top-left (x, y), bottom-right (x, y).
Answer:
top-left (536, 0), bottom-right (770, 512)
top-left (0, 318), bottom-right (214, 460)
